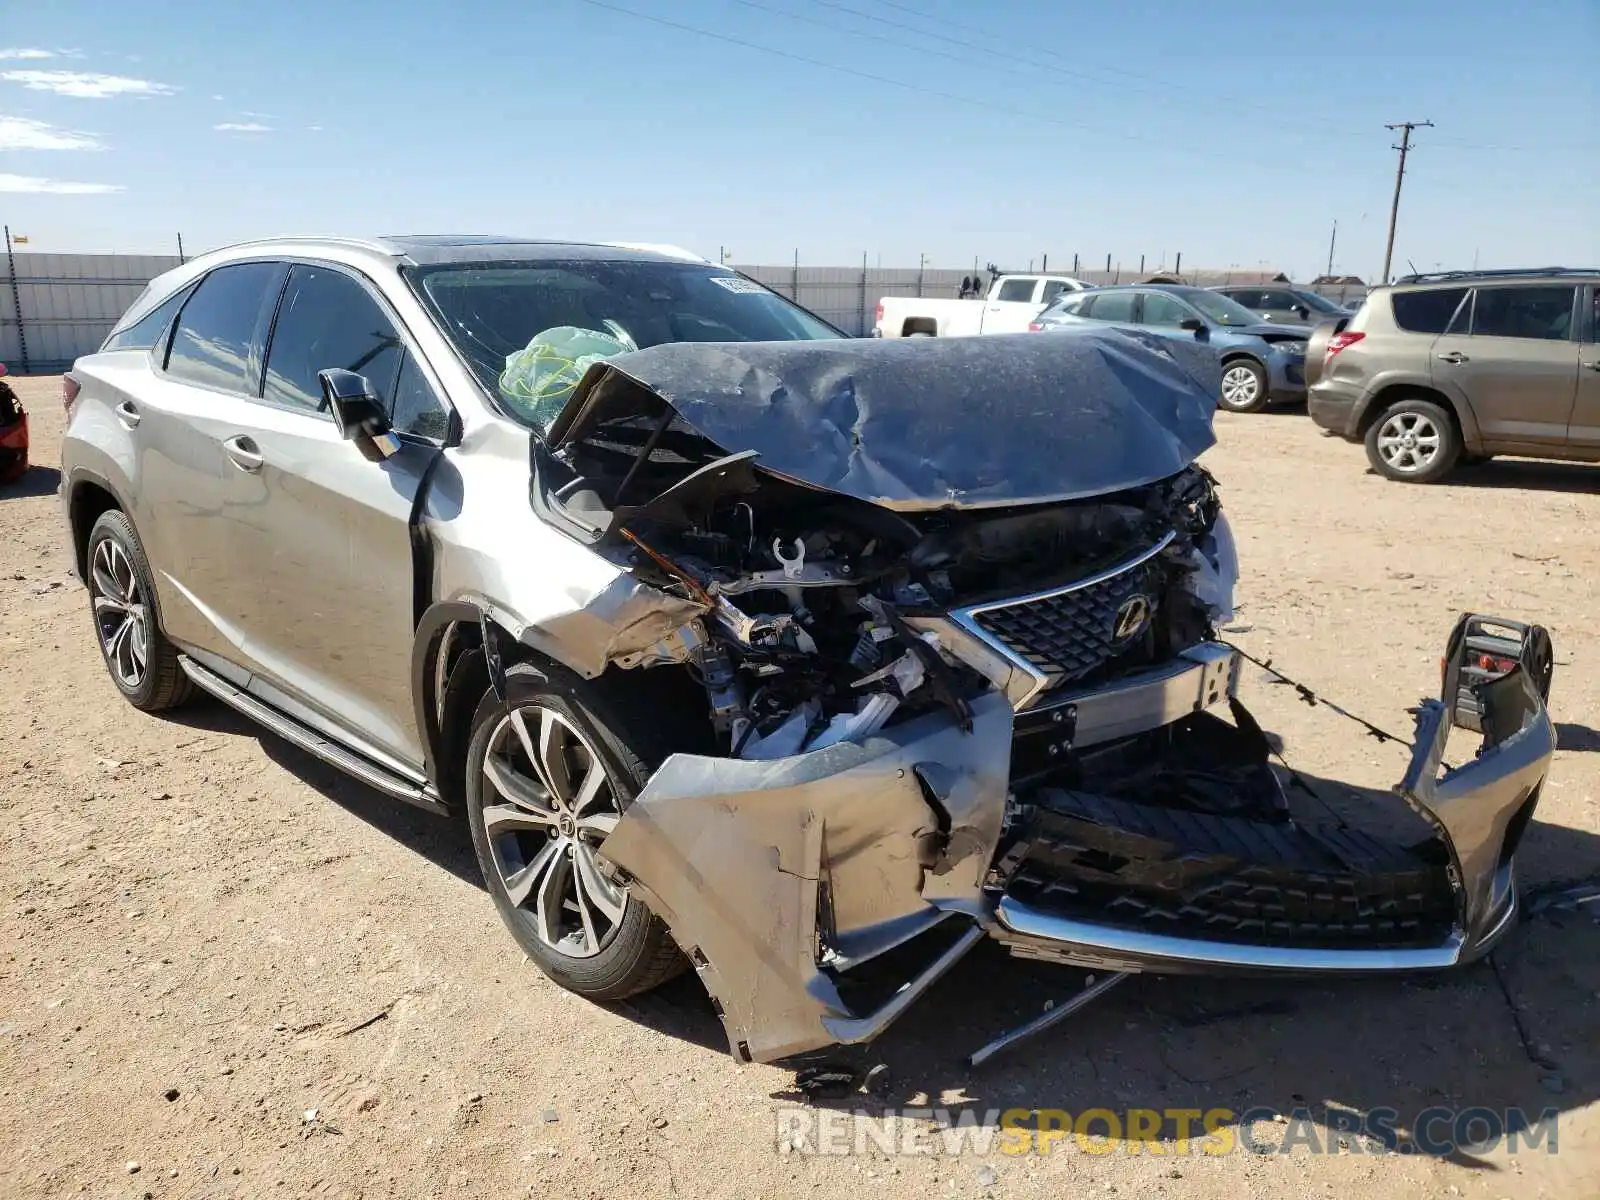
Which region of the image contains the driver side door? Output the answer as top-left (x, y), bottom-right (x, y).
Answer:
top-left (215, 263), bottom-right (451, 770)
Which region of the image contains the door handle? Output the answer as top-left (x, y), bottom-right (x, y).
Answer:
top-left (223, 435), bottom-right (264, 473)
top-left (114, 400), bottom-right (141, 428)
top-left (1436, 351), bottom-right (1469, 365)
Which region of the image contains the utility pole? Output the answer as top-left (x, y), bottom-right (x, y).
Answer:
top-left (1325, 220), bottom-right (1337, 278)
top-left (1380, 120), bottom-right (1432, 285)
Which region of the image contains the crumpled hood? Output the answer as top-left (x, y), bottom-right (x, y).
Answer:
top-left (550, 328), bottom-right (1220, 512)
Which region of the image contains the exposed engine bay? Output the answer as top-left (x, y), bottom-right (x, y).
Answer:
top-left (517, 334), bottom-right (1556, 1069)
top-left (534, 362), bottom-right (1236, 763)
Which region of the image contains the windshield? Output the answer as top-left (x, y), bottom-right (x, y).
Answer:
top-left (408, 260), bottom-right (843, 428)
top-left (1183, 290), bottom-right (1264, 327)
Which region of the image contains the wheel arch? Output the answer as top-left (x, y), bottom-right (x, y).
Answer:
top-left (901, 317), bottom-right (938, 337)
top-left (410, 601), bottom-right (710, 808)
top-left (1354, 378), bottom-right (1483, 452)
top-left (66, 469), bottom-right (133, 583)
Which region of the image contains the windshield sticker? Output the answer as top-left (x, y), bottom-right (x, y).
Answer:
top-left (709, 276), bottom-right (768, 294)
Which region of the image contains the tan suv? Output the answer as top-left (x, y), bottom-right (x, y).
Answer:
top-left (1307, 268), bottom-right (1599, 482)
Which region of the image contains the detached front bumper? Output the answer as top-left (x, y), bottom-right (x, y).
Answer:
top-left (601, 625), bottom-right (1555, 1065)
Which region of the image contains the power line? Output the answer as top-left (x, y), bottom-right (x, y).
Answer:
top-left (573, 0), bottom-right (1276, 167)
top-left (812, 0), bottom-right (1567, 154)
top-left (1380, 120), bottom-right (1433, 284)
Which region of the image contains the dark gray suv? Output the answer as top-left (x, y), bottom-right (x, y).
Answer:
top-left (1308, 268), bottom-right (1600, 482)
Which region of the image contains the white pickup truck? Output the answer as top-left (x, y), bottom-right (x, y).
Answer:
top-left (873, 273), bottom-right (1091, 338)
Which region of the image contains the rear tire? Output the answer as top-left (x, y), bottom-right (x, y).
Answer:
top-left (463, 662), bottom-right (686, 1001)
top-left (1364, 397), bottom-right (1460, 483)
top-left (85, 511), bottom-right (192, 712)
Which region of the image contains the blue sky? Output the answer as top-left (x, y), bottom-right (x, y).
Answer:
top-left (2, 0), bottom-right (1595, 278)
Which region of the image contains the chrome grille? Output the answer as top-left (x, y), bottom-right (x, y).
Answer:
top-left (955, 534), bottom-right (1174, 704)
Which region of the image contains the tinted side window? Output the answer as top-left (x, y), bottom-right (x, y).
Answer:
top-left (166, 263), bottom-right (285, 392)
top-left (997, 278), bottom-right (1038, 303)
top-left (1040, 280), bottom-right (1073, 304)
top-left (1260, 290), bottom-right (1297, 309)
top-left (1089, 291), bottom-right (1136, 322)
top-left (1469, 285), bottom-right (1575, 341)
top-left (264, 266), bottom-right (405, 414)
top-left (103, 283), bottom-right (195, 353)
top-left (1052, 293), bottom-right (1088, 316)
top-left (1225, 290), bottom-right (1263, 309)
top-left (1141, 293), bottom-right (1191, 327)
top-left (1391, 287), bottom-right (1468, 334)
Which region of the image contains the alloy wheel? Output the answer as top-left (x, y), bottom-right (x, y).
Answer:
top-left (1375, 411), bottom-right (1441, 474)
top-left (91, 538), bottom-right (149, 689)
top-left (1220, 365), bottom-right (1262, 407)
top-left (479, 704), bottom-right (628, 959)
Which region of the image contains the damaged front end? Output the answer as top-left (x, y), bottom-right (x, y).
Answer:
top-left (530, 335), bottom-right (1556, 1065)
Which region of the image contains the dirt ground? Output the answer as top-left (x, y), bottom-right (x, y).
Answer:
top-left (2, 373), bottom-right (1597, 1200)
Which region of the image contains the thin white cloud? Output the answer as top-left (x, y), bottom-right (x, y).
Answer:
top-left (240, 109), bottom-right (276, 119)
top-left (0, 48), bottom-right (56, 60)
top-left (307, 124), bottom-right (323, 132)
top-left (212, 94), bottom-right (225, 101)
top-left (0, 114), bottom-right (102, 151)
top-left (214, 121), bottom-right (271, 133)
top-left (1, 69), bottom-right (177, 99)
top-left (0, 172), bottom-right (123, 194)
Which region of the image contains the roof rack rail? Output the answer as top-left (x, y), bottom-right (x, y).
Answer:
top-left (1393, 266), bottom-right (1598, 284)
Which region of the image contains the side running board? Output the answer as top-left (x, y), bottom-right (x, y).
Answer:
top-left (177, 655), bottom-right (447, 816)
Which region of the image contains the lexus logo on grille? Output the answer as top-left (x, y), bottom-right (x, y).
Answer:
top-left (1112, 595), bottom-right (1153, 641)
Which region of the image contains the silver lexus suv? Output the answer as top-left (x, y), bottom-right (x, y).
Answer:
top-left (61, 236), bottom-right (1556, 1068)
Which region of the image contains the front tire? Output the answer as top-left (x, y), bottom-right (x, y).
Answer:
top-left (85, 511), bottom-right (192, 711)
top-left (463, 662), bottom-right (685, 1000)
top-left (1364, 398), bottom-right (1460, 483)
top-left (1218, 359), bottom-right (1271, 412)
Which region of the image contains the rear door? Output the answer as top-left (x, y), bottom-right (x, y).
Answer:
top-left (1431, 284), bottom-right (1581, 449)
top-left (217, 262), bottom-right (451, 768)
top-left (1573, 284), bottom-right (1600, 455)
top-left (136, 260), bottom-right (288, 674)
top-left (981, 276), bottom-right (1044, 333)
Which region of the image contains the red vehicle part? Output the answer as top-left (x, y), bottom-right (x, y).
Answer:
top-left (0, 376), bottom-right (28, 484)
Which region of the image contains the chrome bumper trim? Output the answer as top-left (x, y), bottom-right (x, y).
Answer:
top-left (1028, 642), bottom-right (1240, 748)
top-left (991, 894), bottom-right (1476, 974)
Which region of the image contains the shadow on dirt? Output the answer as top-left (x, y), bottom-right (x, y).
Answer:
top-left (165, 695), bottom-right (1600, 1169)
top-left (0, 464), bottom-right (61, 500)
top-left (161, 698), bottom-right (482, 889)
top-left (1437, 459), bottom-right (1599, 495)
top-left (1556, 723), bottom-right (1600, 753)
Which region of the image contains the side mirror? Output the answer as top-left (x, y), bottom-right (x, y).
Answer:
top-left (1293, 304), bottom-right (1311, 320)
top-left (1178, 317), bottom-right (1207, 338)
top-left (318, 368), bottom-right (399, 462)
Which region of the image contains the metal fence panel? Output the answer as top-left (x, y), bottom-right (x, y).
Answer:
top-left (1, 251), bottom-right (1370, 370)
top-left (2, 252), bottom-right (181, 372)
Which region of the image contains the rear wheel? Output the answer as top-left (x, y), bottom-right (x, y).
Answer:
top-left (463, 662), bottom-right (685, 1000)
top-left (1218, 359), bottom-right (1270, 412)
top-left (85, 511), bottom-right (192, 711)
top-left (1365, 398), bottom-right (1460, 483)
